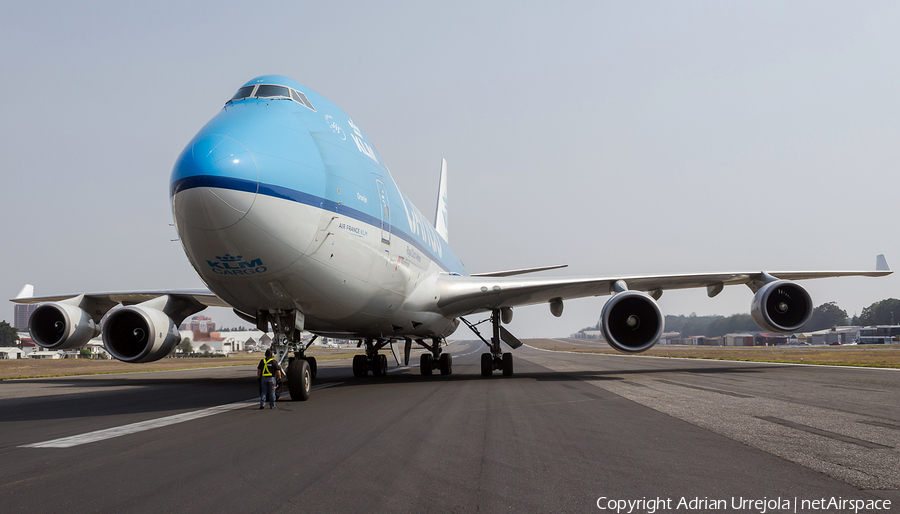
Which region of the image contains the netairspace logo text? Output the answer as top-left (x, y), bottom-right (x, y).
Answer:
top-left (595, 496), bottom-right (892, 514)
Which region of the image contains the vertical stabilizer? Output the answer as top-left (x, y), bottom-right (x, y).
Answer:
top-left (434, 158), bottom-right (449, 243)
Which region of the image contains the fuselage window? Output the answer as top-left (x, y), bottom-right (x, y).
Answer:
top-left (230, 85), bottom-right (255, 101)
top-left (255, 85), bottom-right (290, 98)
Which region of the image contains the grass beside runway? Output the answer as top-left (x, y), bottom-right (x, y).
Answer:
top-left (526, 339), bottom-right (900, 368)
top-left (0, 348), bottom-right (358, 380)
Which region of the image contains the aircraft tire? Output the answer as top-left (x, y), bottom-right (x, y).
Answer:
top-left (352, 355), bottom-right (366, 377)
top-left (502, 353), bottom-right (513, 376)
top-left (421, 353), bottom-right (433, 376)
top-left (378, 354), bottom-right (388, 376)
top-left (439, 353), bottom-right (452, 376)
top-left (480, 353), bottom-right (492, 377)
top-left (306, 356), bottom-right (317, 379)
top-left (372, 355), bottom-right (384, 377)
top-left (287, 358), bottom-right (311, 401)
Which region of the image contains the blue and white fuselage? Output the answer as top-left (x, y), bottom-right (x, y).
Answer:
top-left (171, 75), bottom-right (465, 338)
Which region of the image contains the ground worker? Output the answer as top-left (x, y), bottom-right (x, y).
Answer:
top-left (257, 349), bottom-right (281, 409)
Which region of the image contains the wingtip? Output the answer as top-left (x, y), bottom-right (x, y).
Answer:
top-left (15, 284), bottom-right (34, 299)
top-left (876, 254), bottom-right (890, 272)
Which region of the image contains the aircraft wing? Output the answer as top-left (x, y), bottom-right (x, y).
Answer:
top-left (436, 255), bottom-right (891, 318)
top-left (10, 288), bottom-right (229, 310)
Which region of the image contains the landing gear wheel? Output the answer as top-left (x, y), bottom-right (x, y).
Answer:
top-left (373, 354), bottom-right (388, 376)
top-left (306, 356), bottom-right (317, 379)
top-left (502, 352), bottom-right (513, 376)
top-left (439, 353), bottom-right (452, 376)
top-left (287, 358), bottom-right (311, 401)
top-left (421, 353), bottom-right (433, 376)
top-left (352, 355), bottom-right (367, 377)
top-left (481, 353), bottom-right (493, 377)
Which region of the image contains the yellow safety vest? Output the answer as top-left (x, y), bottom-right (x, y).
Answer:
top-left (261, 358), bottom-right (274, 377)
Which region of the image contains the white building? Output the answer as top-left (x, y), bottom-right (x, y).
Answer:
top-left (0, 347), bottom-right (26, 359)
top-left (29, 350), bottom-right (62, 359)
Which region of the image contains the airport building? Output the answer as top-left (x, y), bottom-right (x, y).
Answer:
top-left (13, 303), bottom-right (37, 330)
top-left (0, 347), bottom-right (26, 359)
top-left (180, 315), bottom-right (217, 333)
top-left (858, 325), bottom-right (900, 345)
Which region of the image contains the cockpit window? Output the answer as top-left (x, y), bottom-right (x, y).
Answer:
top-left (225, 83), bottom-right (316, 111)
top-left (231, 85), bottom-right (255, 101)
top-left (255, 85), bottom-right (290, 98)
top-left (291, 89), bottom-right (316, 112)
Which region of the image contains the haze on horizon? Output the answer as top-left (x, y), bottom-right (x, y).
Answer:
top-left (2, 1), bottom-right (898, 338)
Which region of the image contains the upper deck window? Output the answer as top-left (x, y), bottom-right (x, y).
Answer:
top-left (255, 85), bottom-right (290, 98)
top-left (230, 85), bottom-right (255, 101)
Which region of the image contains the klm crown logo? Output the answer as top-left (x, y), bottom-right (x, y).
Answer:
top-left (206, 254), bottom-right (267, 275)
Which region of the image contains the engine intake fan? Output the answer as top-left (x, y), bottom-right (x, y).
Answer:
top-left (601, 291), bottom-right (664, 353)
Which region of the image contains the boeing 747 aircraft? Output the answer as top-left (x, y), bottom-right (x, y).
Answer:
top-left (12, 75), bottom-right (891, 401)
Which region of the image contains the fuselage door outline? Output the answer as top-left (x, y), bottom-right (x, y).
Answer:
top-left (376, 179), bottom-right (391, 245)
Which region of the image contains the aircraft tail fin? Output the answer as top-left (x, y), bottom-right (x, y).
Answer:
top-left (434, 158), bottom-right (449, 243)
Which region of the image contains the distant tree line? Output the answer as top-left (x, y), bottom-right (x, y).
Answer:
top-left (579, 298), bottom-right (900, 338)
top-left (0, 321), bottom-right (19, 347)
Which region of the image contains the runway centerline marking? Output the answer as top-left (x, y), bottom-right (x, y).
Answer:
top-left (20, 382), bottom-right (343, 449)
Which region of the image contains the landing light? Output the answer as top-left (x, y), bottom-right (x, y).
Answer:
top-left (233, 159), bottom-right (240, 164)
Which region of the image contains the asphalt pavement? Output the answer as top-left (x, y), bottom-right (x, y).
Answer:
top-left (1, 340), bottom-right (898, 513)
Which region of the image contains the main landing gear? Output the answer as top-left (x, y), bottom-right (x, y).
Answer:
top-left (414, 338), bottom-right (452, 376)
top-left (352, 339), bottom-right (389, 377)
top-left (462, 309), bottom-right (514, 377)
top-left (351, 337), bottom-right (453, 377)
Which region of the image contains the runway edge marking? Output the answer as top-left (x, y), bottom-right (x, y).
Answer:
top-left (19, 382), bottom-right (343, 449)
top-left (525, 342), bottom-right (900, 372)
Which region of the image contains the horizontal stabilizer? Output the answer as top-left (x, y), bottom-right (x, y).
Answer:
top-left (471, 264), bottom-right (568, 278)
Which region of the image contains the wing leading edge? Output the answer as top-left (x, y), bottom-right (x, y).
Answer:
top-left (10, 288), bottom-right (229, 309)
top-left (436, 255), bottom-right (891, 318)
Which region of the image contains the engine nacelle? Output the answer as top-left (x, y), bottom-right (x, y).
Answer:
top-left (751, 280), bottom-right (813, 333)
top-left (29, 302), bottom-right (100, 350)
top-left (601, 291), bottom-right (664, 353)
top-left (103, 305), bottom-right (182, 363)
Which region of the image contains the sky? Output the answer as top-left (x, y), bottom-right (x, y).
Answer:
top-left (2, 1), bottom-right (898, 338)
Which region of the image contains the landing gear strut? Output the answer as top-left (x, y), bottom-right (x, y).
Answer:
top-left (352, 339), bottom-right (389, 377)
top-left (265, 310), bottom-right (314, 401)
top-left (462, 309), bottom-right (514, 377)
top-left (415, 338), bottom-right (452, 376)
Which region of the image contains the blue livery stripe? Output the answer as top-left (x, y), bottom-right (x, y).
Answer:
top-left (171, 176), bottom-right (457, 273)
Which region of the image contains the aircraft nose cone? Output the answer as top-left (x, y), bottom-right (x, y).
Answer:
top-left (171, 135), bottom-right (259, 230)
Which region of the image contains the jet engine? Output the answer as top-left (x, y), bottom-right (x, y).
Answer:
top-left (103, 305), bottom-right (182, 363)
top-left (600, 291), bottom-right (664, 353)
top-left (29, 302), bottom-right (100, 350)
top-left (751, 280), bottom-right (813, 333)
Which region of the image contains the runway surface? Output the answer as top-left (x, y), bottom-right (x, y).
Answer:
top-left (1, 339), bottom-right (899, 513)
